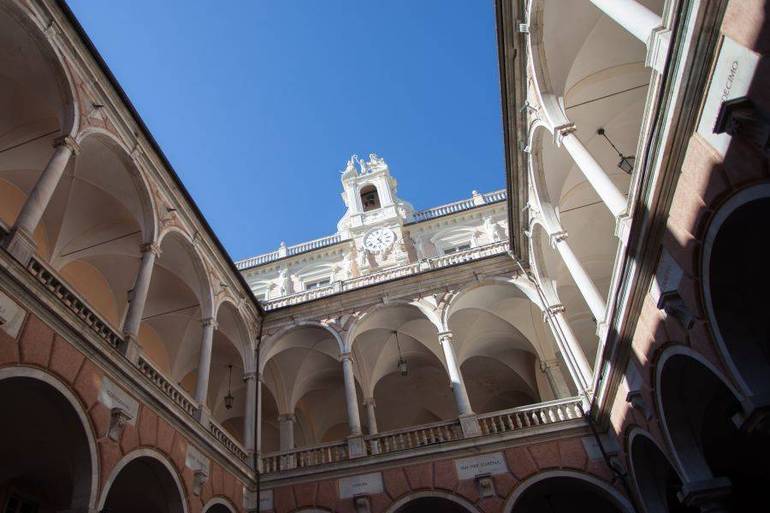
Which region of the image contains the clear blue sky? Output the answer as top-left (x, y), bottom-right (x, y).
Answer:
top-left (67, 1), bottom-right (505, 260)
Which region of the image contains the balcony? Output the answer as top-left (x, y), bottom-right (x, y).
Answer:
top-left (261, 397), bottom-right (586, 477)
top-left (261, 241), bottom-right (511, 311)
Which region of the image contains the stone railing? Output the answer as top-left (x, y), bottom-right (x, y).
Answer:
top-left (411, 189), bottom-right (507, 222)
top-left (263, 439), bottom-right (349, 473)
top-left (28, 258), bottom-right (123, 349)
top-left (236, 234), bottom-right (342, 270)
top-left (262, 241), bottom-right (509, 310)
top-left (261, 397), bottom-right (585, 475)
top-left (366, 418), bottom-right (463, 456)
top-left (210, 417), bottom-right (249, 462)
top-left (136, 356), bottom-right (198, 418)
top-left (476, 397), bottom-right (585, 435)
top-left (15, 255), bottom-right (249, 469)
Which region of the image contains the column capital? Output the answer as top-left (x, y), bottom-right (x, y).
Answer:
top-left (242, 371), bottom-right (257, 382)
top-left (437, 331), bottom-right (454, 344)
top-left (277, 413), bottom-right (296, 423)
top-left (553, 122), bottom-right (577, 146)
top-left (201, 317), bottom-right (217, 329)
top-left (547, 304), bottom-right (566, 315)
top-left (140, 242), bottom-right (162, 257)
top-left (363, 397), bottom-right (376, 407)
top-left (339, 351), bottom-right (353, 362)
top-left (549, 230), bottom-right (568, 247)
top-left (53, 135), bottom-right (80, 155)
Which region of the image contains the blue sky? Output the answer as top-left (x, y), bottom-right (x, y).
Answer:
top-left (67, 1), bottom-right (505, 260)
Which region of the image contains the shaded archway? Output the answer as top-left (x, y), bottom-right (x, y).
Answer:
top-left (657, 349), bottom-right (770, 510)
top-left (0, 371), bottom-right (96, 512)
top-left (628, 429), bottom-right (697, 513)
top-left (388, 491), bottom-right (480, 513)
top-left (203, 497), bottom-right (236, 513)
top-left (505, 472), bottom-right (632, 513)
top-left (703, 185), bottom-right (770, 402)
top-left (101, 451), bottom-right (186, 513)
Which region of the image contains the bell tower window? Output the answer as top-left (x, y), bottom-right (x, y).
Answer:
top-left (360, 185), bottom-right (381, 211)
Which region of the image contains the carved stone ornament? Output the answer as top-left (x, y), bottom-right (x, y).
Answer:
top-left (192, 468), bottom-right (209, 496)
top-left (108, 407), bottom-right (132, 442)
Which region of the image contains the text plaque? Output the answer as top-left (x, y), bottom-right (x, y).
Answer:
top-left (455, 452), bottom-right (508, 480)
top-left (339, 472), bottom-right (383, 498)
top-left (697, 36), bottom-right (760, 156)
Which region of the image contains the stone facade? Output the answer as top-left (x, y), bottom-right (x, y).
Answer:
top-left (0, 0), bottom-right (767, 512)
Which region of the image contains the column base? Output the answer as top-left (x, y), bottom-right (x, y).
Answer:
top-left (459, 414), bottom-right (482, 438)
top-left (3, 228), bottom-right (37, 266)
top-left (614, 212), bottom-right (632, 244)
top-left (595, 320), bottom-right (610, 341)
top-left (194, 405), bottom-right (211, 428)
top-left (347, 434), bottom-right (367, 458)
top-left (678, 477), bottom-right (732, 512)
top-left (121, 333), bottom-right (143, 365)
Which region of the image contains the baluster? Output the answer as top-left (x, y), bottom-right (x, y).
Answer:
top-left (504, 414), bottom-right (514, 431)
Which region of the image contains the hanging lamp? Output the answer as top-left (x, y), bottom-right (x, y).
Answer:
top-left (395, 331), bottom-right (408, 376)
top-left (224, 364), bottom-right (234, 410)
top-left (597, 127), bottom-right (635, 174)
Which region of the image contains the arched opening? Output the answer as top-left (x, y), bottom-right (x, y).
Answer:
top-left (704, 189), bottom-right (770, 401)
top-left (446, 281), bottom-right (565, 411)
top-left (360, 185), bottom-right (381, 211)
top-left (142, 231), bottom-right (211, 377)
top-left (0, 2), bottom-right (74, 241)
top-left (509, 475), bottom-right (629, 513)
top-left (351, 304), bottom-right (454, 432)
top-left (394, 496), bottom-right (474, 513)
top-left (102, 455), bottom-right (185, 513)
top-left (629, 432), bottom-right (697, 513)
top-left (261, 324), bottom-right (347, 448)
top-left (659, 351), bottom-right (770, 510)
top-left (204, 504), bottom-right (232, 513)
top-left (0, 376), bottom-right (93, 512)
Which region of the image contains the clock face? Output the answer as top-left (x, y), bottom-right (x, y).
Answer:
top-left (363, 227), bottom-right (396, 252)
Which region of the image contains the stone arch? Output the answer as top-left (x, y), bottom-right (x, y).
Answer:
top-left (157, 227), bottom-right (214, 318)
top-left (503, 469), bottom-right (634, 513)
top-left (653, 344), bottom-right (745, 483)
top-left (260, 321), bottom-right (344, 372)
top-left (0, 366), bottom-right (99, 512)
top-left (385, 490), bottom-right (482, 513)
top-left (74, 126), bottom-right (158, 244)
top-left (203, 496), bottom-right (237, 513)
top-left (345, 299), bottom-right (443, 353)
top-left (701, 182), bottom-right (770, 400)
top-left (626, 426), bottom-right (697, 513)
top-left (98, 448), bottom-right (188, 513)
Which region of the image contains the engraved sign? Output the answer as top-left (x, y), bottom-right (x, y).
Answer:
top-left (455, 452), bottom-right (508, 480)
top-left (98, 376), bottom-right (139, 423)
top-left (185, 444), bottom-right (210, 473)
top-left (0, 290), bottom-right (26, 339)
top-left (339, 472), bottom-right (383, 498)
top-left (697, 36), bottom-right (760, 155)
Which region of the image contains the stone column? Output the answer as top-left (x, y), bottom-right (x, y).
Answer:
top-left (364, 397), bottom-right (378, 435)
top-left (438, 332), bottom-right (480, 436)
top-left (121, 242), bottom-right (159, 362)
top-left (557, 125), bottom-right (627, 218)
top-left (540, 359), bottom-right (572, 399)
top-left (590, 0), bottom-right (661, 45)
top-left (278, 413), bottom-right (295, 451)
top-left (550, 231), bottom-right (607, 323)
top-left (5, 136), bottom-right (79, 263)
top-left (544, 304), bottom-right (594, 392)
top-left (256, 373), bottom-right (263, 462)
top-left (243, 371), bottom-right (257, 461)
top-left (339, 352), bottom-right (363, 436)
top-left (194, 318), bottom-right (217, 408)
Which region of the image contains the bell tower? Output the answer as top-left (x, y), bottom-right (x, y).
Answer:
top-left (337, 154), bottom-right (415, 272)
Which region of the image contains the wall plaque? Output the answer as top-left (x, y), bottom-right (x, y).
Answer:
top-left (339, 472), bottom-right (383, 498)
top-left (0, 290), bottom-right (26, 339)
top-left (98, 376), bottom-right (139, 423)
top-left (697, 36), bottom-right (760, 156)
top-left (454, 452), bottom-right (508, 480)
